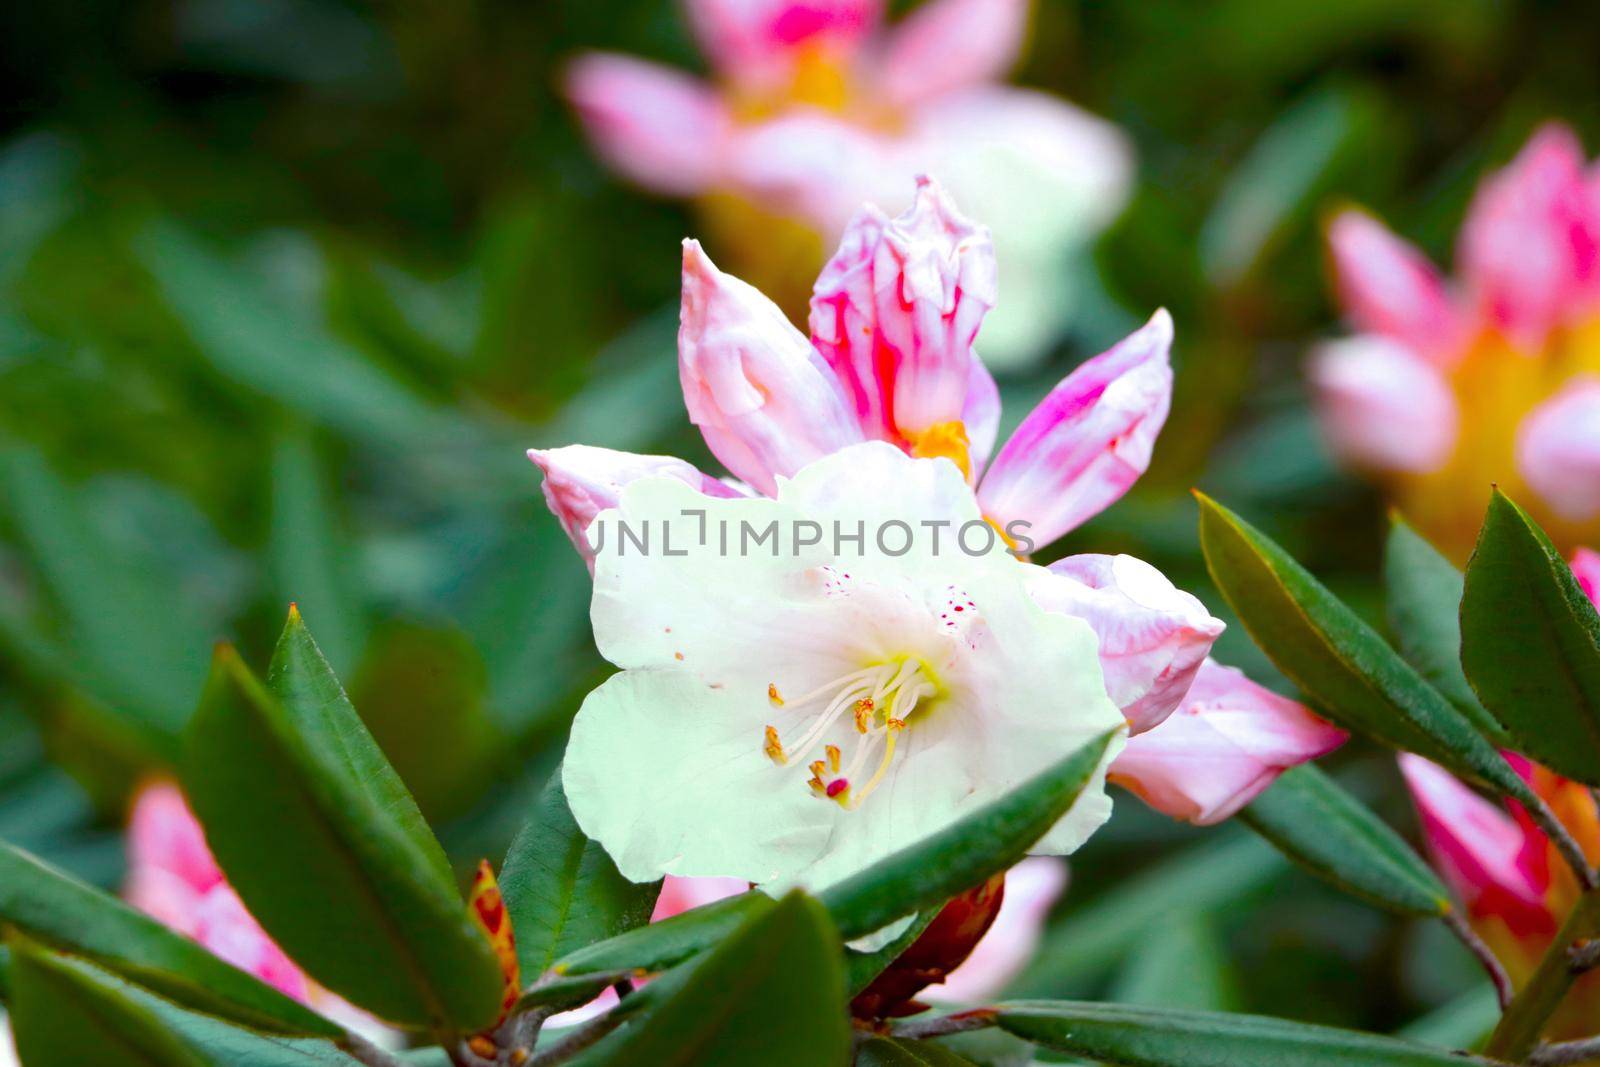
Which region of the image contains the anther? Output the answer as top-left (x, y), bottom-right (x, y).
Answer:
top-left (768, 683), bottom-right (784, 705)
top-left (763, 725), bottom-right (786, 765)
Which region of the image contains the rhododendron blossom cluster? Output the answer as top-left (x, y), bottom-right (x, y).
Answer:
top-left (564, 0), bottom-right (1131, 368)
top-left (1314, 124), bottom-right (1600, 559)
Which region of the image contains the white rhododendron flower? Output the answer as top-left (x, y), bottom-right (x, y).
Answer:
top-left (561, 442), bottom-right (1126, 890)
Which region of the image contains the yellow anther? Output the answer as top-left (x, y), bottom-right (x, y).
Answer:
top-left (854, 698), bottom-right (874, 733)
top-left (825, 744), bottom-right (841, 773)
top-left (763, 725), bottom-right (786, 765)
top-left (768, 682), bottom-right (785, 706)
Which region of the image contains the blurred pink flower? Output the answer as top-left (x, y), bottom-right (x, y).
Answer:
top-left (125, 781), bottom-right (309, 1003)
top-left (1315, 123), bottom-right (1600, 558)
top-left (923, 856), bottom-right (1066, 1005)
top-left (564, 0), bottom-right (1131, 369)
top-left (1108, 659), bottom-right (1347, 824)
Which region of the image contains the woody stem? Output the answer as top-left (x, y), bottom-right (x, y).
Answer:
top-left (1485, 890), bottom-right (1600, 1061)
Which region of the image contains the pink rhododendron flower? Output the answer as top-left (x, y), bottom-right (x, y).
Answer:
top-left (564, 0), bottom-right (1131, 369)
top-left (1109, 660), bottom-right (1348, 824)
top-left (1314, 123), bottom-right (1600, 558)
top-left (1397, 551), bottom-right (1600, 1036)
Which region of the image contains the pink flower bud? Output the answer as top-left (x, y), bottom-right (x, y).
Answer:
top-left (1109, 660), bottom-right (1347, 825)
top-left (976, 311), bottom-right (1172, 549)
top-left (192, 885), bottom-right (311, 1002)
top-left (1516, 376), bottom-right (1600, 522)
top-left (686, 0), bottom-right (882, 86)
top-left (563, 54), bottom-right (731, 197)
top-left (126, 782), bottom-right (224, 906)
top-left (679, 240), bottom-right (865, 495)
top-left (1326, 209), bottom-right (1463, 365)
top-left (809, 177), bottom-right (997, 458)
top-left (1031, 554), bottom-right (1224, 735)
top-left (529, 446), bottom-right (741, 564)
top-left (1309, 336), bottom-right (1459, 474)
top-left (876, 0), bottom-right (1027, 108)
top-left (1573, 547), bottom-right (1600, 606)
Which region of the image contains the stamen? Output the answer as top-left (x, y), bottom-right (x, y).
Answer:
top-left (853, 698), bottom-right (873, 733)
top-left (850, 725), bottom-right (900, 809)
top-left (768, 683), bottom-right (784, 706)
top-left (825, 744), bottom-right (841, 773)
top-left (763, 725), bottom-right (786, 765)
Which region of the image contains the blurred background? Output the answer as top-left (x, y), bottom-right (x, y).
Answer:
top-left (3, 0), bottom-right (1600, 1047)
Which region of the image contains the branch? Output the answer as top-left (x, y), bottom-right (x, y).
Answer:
top-left (339, 1032), bottom-right (410, 1067)
top-left (1571, 940), bottom-right (1600, 973)
top-left (527, 1008), bottom-right (629, 1066)
top-left (887, 1009), bottom-right (998, 1041)
top-left (1526, 795), bottom-right (1598, 892)
top-left (1486, 891), bottom-right (1600, 1060)
top-left (1442, 911), bottom-right (1514, 1010)
top-left (1531, 1036), bottom-right (1600, 1066)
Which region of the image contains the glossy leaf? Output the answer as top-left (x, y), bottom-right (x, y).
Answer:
top-left (500, 770), bottom-right (660, 981)
top-left (1239, 764), bottom-right (1450, 917)
top-left (596, 891), bottom-right (850, 1067)
top-left (0, 837), bottom-right (335, 1035)
top-left (856, 1037), bottom-right (978, 1066)
top-left (7, 939), bottom-right (359, 1066)
top-left (996, 1001), bottom-right (1507, 1066)
top-left (1196, 494), bottom-right (1530, 802)
top-left (181, 620), bottom-right (504, 1031)
top-left (820, 728), bottom-right (1121, 940)
top-left (551, 892), bottom-right (764, 979)
top-left (1384, 516), bottom-right (1500, 737)
top-left (1460, 490), bottom-right (1600, 785)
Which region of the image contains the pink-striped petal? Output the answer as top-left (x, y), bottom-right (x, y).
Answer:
top-left (875, 0), bottom-right (1028, 108)
top-left (126, 781), bottom-right (224, 899)
top-left (1309, 335), bottom-right (1459, 474)
top-left (1398, 754), bottom-right (1555, 936)
top-left (1110, 660), bottom-right (1347, 825)
top-left (1326, 208), bottom-right (1463, 365)
top-left (529, 446), bottom-right (742, 566)
top-left (1516, 375), bottom-right (1600, 523)
top-left (1031, 554), bottom-right (1224, 735)
top-left (1459, 123), bottom-right (1600, 349)
top-left (192, 884), bottom-right (311, 1002)
top-left (963, 357), bottom-right (1001, 476)
top-left (679, 240), bottom-right (866, 495)
top-left (925, 857), bottom-right (1066, 1004)
top-left (686, 0), bottom-right (882, 86)
top-left (808, 177), bottom-right (997, 453)
top-left (564, 54), bottom-right (731, 197)
top-left (976, 311), bottom-right (1172, 548)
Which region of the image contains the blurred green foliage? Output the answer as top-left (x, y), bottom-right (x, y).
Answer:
top-left (4, 0), bottom-right (1600, 1045)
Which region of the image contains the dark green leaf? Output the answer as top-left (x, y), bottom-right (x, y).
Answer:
top-left (0, 838), bottom-right (335, 1035)
top-left (820, 729), bottom-right (1120, 940)
top-left (500, 770), bottom-right (660, 981)
top-left (1239, 764), bottom-right (1450, 917)
top-left (551, 893), bottom-right (764, 979)
top-left (1460, 490), bottom-right (1600, 785)
top-left (996, 1001), bottom-right (1507, 1066)
top-left (856, 1036), bottom-right (978, 1066)
top-left (1196, 494), bottom-right (1531, 802)
top-left (8, 939), bottom-right (362, 1066)
top-left (1384, 516), bottom-right (1500, 737)
top-left (181, 624), bottom-right (503, 1031)
top-left (597, 891), bottom-right (850, 1067)
top-left (846, 911), bottom-right (938, 997)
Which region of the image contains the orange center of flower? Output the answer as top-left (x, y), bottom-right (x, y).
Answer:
top-left (1392, 319), bottom-right (1600, 560)
top-left (906, 420), bottom-right (974, 481)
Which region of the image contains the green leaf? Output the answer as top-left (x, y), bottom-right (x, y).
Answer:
top-left (596, 891), bottom-right (850, 1067)
top-left (996, 1001), bottom-right (1507, 1066)
top-left (820, 728), bottom-right (1121, 940)
top-left (551, 893), bottom-right (765, 979)
top-left (7, 939), bottom-right (362, 1066)
top-left (181, 621), bottom-right (503, 1031)
top-left (1196, 494), bottom-right (1530, 802)
top-left (1459, 490), bottom-right (1600, 785)
top-left (1384, 516), bottom-right (1500, 737)
top-left (1239, 764), bottom-right (1451, 917)
top-left (1109, 914), bottom-right (1235, 1012)
top-left (0, 838), bottom-right (335, 1035)
top-left (856, 1036), bottom-right (978, 1066)
top-left (500, 771), bottom-right (661, 982)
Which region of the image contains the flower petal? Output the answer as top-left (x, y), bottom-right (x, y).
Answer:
top-left (679, 240), bottom-right (865, 495)
top-left (1309, 335), bottom-right (1459, 473)
top-left (875, 0), bottom-right (1028, 108)
top-left (1572, 547), bottom-right (1600, 607)
top-left (1516, 375), bottom-right (1600, 522)
top-left (924, 856), bottom-right (1066, 1005)
top-left (964, 357), bottom-right (1001, 477)
top-left (1459, 123), bottom-right (1600, 349)
top-left (529, 445), bottom-right (741, 565)
top-left (1109, 660), bottom-right (1347, 825)
top-left (126, 782), bottom-right (224, 899)
top-left (977, 311), bottom-right (1172, 548)
top-left (1326, 208), bottom-right (1463, 365)
top-left (192, 884), bottom-right (311, 1002)
top-left (808, 177), bottom-right (997, 450)
top-left (686, 0), bottom-right (882, 86)
top-left (563, 54), bottom-right (730, 196)
top-left (1031, 554), bottom-right (1225, 735)
top-left (1398, 754), bottom-right (1554, 936)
